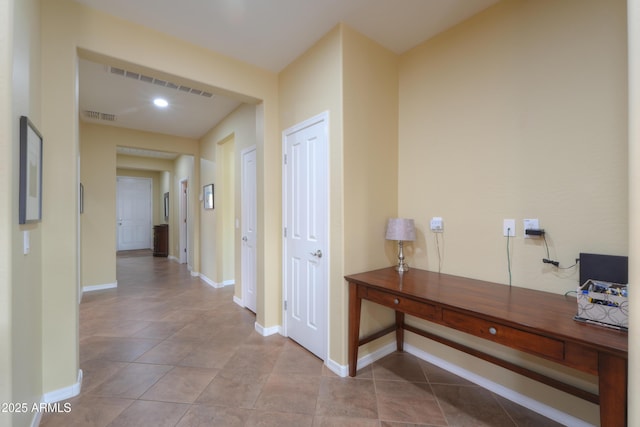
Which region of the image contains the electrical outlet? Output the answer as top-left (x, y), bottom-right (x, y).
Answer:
top-left (430, 217), bottom-right (443, 232)
top-left (503, 219), bottom-right (515, 237)
top-left (523, 218), bottom-right (539, 238)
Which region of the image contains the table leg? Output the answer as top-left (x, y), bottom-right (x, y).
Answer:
top-left (348, 282), bottom-right (362, 377)
top-left (598, 352), bottom-right (627, 427)
top-left (396, 311), bottom-right (404, 352)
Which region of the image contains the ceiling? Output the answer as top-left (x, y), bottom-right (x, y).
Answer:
top-left (75, 0), bottom-right (499, 142)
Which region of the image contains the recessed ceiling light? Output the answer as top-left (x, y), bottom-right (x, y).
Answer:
top-left (153, 98), bottom-right (169, 108)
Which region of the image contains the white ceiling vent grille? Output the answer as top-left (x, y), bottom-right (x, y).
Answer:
top-left (83, 110), bottom-right (117, 122)
top-left (108, 66), bottom-right (214, 100)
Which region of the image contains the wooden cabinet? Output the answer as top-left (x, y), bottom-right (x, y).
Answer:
top-left (153, 224), bottom-right (168, 257)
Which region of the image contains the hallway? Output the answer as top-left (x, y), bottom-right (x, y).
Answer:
top-left (40, 253), bottom-right (562, 426)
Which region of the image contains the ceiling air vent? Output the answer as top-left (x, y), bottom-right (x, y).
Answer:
top-left (106, 65), bottom-right (215, 100)
top-left (83, 110), bottom-right (116, 122)
top-left (125, 71), bottom-right (140, 80)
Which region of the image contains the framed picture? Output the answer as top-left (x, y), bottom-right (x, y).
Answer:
top-left (164, 192), bottom-right (170, 220)
top-left (203, 184), bottom-right (214, 210)
top-left (19, 116), bottom-right (43, 224)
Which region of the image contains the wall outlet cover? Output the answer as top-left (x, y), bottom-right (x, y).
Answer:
top-left (523, 218), bottom-right (540, 238)
top-left (430, 217), bottom-right (443, 232)
top-left (503, 219), bottom-right (515, 237)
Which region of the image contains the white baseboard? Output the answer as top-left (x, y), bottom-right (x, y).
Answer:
top-left (82, 282), bottom-right (117, 293)
top-left (200, 274), bottom-right (235, 289)
top-left (42, 369), bottom-right (83, 404)
top-left (30, 370), bottom-right (82, 427)
top-left (30, 409), bottom-right (42, 427)
top-left (168, 255), bottom-right (179, 262)
top-left (189, 270), bottom-right (199, 277)
top-left (324, 356), bottom-right (350, 377)
top-left (403, 344), bottom-right (594, 427)
top-left (255, 322), bottom-right (281, 336)
top-left (327, 343), bottom-right (592, 427)
top-left (233, 295), bottom-right (243, 307)
top-left (199, 274), bottom-right (215, 287)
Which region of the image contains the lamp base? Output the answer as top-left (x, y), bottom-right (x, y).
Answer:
top-left (395, 240), bottom-right (409, 272)
top-left (395, 263), bottom-right (409, 272)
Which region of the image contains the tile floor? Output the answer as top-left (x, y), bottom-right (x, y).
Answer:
top-left (40, 251), bottom-right (563, 426)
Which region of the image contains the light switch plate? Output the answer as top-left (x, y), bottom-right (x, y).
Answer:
top-left (23, 230), bottom-right (30, 255)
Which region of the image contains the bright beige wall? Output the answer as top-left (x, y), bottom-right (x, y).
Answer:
top-left (279, 26), bottom-right (343, 343)
top-left (200, 103), bottom-right (256, 293)
top-left (341, 27), bottom-right (399, 360)
top-left (0, 0), bottom-right (13, 416)
top-left (278, 25), bottom-right (399, 366)
top-left (3, 0), bottom-right (43, 425)
top-left (41, 3), bottom-right (279, 392)
top-left (80, 122), bottom-right (197, 288)
top-left (397, 0), bottom-right (627, 423)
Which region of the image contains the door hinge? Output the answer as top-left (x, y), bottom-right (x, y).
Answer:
top-left (284, 300), bottom-right (287, 311)
top-left (284, 154), bottom-right (287, 165)
top-left (284, 227), bottom-right (287, 238)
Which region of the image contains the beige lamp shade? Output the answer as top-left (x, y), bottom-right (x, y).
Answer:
top-left (385, 218), bottom-right (416, 242)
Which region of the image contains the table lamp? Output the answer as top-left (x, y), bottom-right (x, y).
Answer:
top-left (386, 218), bottom-right (416, 272)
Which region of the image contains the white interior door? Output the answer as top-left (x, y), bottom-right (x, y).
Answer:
top-left (116, 177), bottom-right (152, 251)
top-left (283, 112), bottom-right (329, 360)
top-left (241, 146), bottom-right (258, 313)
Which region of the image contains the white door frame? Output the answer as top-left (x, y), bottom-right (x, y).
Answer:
top-left (241, 145), bottom-right (258, 312)
top-left (282, 111), bottom-right (329, 360)
top-left (179, 178), bottom-right (188, 264)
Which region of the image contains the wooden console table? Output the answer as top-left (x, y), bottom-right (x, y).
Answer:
top-left (346, 267), bottom-right (628, 427)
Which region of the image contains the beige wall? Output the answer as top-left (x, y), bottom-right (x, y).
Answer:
top-left (10, 0), bottom-right (634, 425)
top-left (279, 25), bottom-right (400, 366)
top-left (628, 2), bottom-right (640, 424)
top-left (0, 0), bottom-right (13, 418)
top-left (279, 26), bottom-right (344, 350)
top-left (80, 122), bottom-right (197, 288)
top-left (42, 0), bottom-right (278, 393)
top-left (199, 103), bottom-right (256, 294)
top-left (2, 0), bottom-right (43, 425)
top-left (397, 0), bottom-right (627, 423)
top-left (341, 26), bottom-right (400, 355)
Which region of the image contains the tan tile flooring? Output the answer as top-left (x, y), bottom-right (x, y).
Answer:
top-left (41, 251), bottom-right (563, 427)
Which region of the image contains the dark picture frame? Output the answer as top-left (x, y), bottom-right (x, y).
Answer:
top-left (203, 184), bottom-right (214, 210)
top-left (164, 192), bottom-right (170, 220)
top-left (19, 116), bottom-right (43, 224)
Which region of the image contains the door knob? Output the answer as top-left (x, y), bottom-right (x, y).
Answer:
top-left (310, 250), bottom-right (323, 258)
top-left (242, 236), bottom-right (248, 241)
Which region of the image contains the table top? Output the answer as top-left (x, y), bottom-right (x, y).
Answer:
top-left (345, 267), bottom-right (628, 357)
